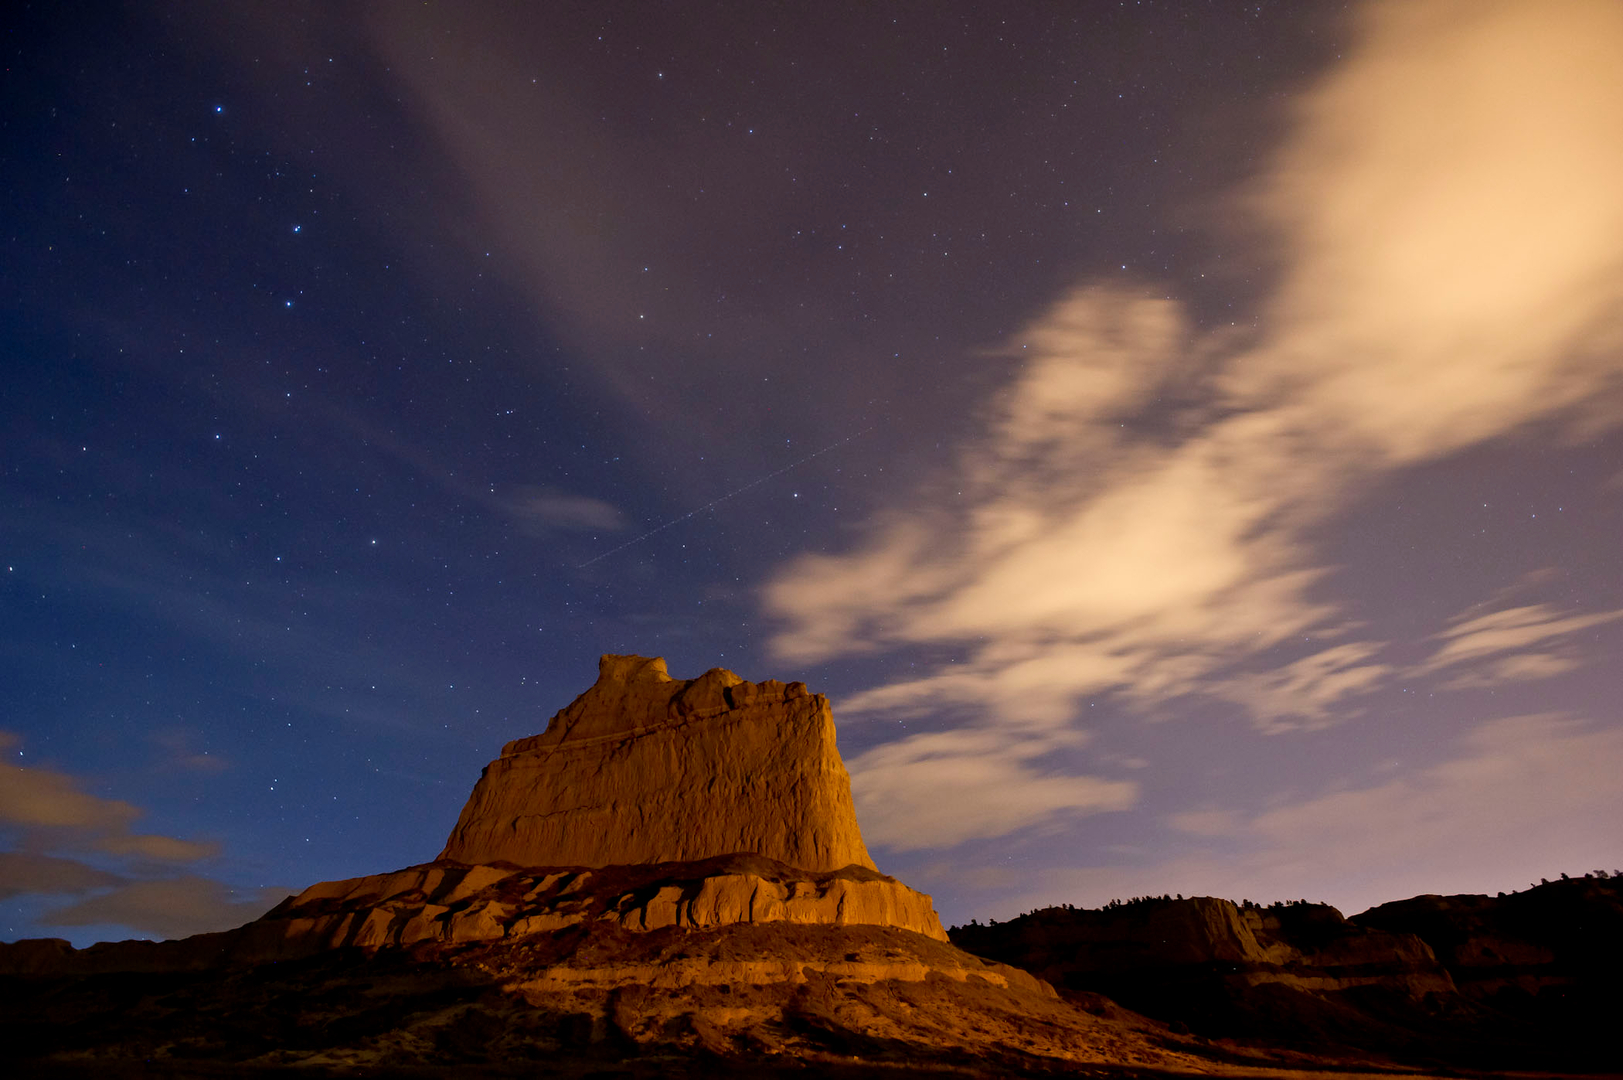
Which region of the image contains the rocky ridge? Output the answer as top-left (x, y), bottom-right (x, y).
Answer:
top-left (951, 879), bottom-right (1623, 1071)
top-left (953, 895), bottom-right (1457, 1048)
top-left (953, 894), bottom-right (1448, 984)
top-left (1351, 872), bottom-right (1623, 1057)
top-left (3, 654), bottom-right (1066, 1076)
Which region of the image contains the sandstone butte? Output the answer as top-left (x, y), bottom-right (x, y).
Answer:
top-left (260, 653), bottom-right (945, 952)
top-left (442, 653), bottom-right (877, 874)
top-left (0, 654), bottom-right (948, 977)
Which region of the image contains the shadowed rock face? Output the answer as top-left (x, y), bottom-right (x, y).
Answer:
top-left (952, 896), bottom-right (1453, 1005)
top-left (951, 883), bottom-right (1623, 1072)
top-left (1353, 875), bottom-right (1623, 1026)
top-left (952, 898), bottom-right (1466, 1060)
top-left (441, 655), bottom-right (876, 873)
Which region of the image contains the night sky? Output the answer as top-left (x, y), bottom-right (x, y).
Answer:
top-left (6, 1), bottom-right (1623, 947)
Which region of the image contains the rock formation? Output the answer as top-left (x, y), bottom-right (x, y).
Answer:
top-left (952, 897), bottom-right (1464, 1056)
top-left (0, 654), bottom-right (943, 976)
top-left (954, 896), bottom-right (1447, 983)
top-left (441, 654), bottom-right (876, 873)
top-left (274, 654), bottom-right (938, 951)
top-left (1353, 874), bottom-right (1623, 1018)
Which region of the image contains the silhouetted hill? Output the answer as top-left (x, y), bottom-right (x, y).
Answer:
top-left (1353, 873), bottom-right (1623, 1057)
top-left (950, 875), bottom-right (1623, 1072)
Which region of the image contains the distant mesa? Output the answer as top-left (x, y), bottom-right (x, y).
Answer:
top-left (441, 654), bottom-right (877, 874)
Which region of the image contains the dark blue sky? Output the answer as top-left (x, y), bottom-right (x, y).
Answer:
top-left (6, 1), bottom-right (1622, 945)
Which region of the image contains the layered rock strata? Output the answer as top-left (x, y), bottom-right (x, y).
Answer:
top-left (261, 853), bottom-right (947, 957)
top-left (0, 856), bottom-right (947, 977)
top-left (441, 654), bottom-right (876, 872)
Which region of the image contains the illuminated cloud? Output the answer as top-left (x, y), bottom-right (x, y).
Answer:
top-left (768, 0), bottom-right (1623, 729)
top-left (1207, 643), bottom-right (1392, 734)
top-left (764, 0), bottom-right (1623, 849)
top-left (1437, 653), bottom-right (1580, 691)
top-left (1, 750), bottom-right (141, 832)
top-left (836, 637), bottom-right (1144, 727)
top-left (95, 833), bottom-right (221, 862)
top-left (1240, 0), bottom-right (1623, 464)
top-left (1413, 604), bottom-right (1623, 676)
top-left (847, 729), bottom-right (1136, 850)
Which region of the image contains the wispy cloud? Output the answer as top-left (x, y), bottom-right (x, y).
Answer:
top-left (1163, 712), bottom-right (1623, 910)
top-left (0, 851), bottom-right (122, 902)
top-left (1413, 604), bottom-right (1623, 677)
top-left (1437, 653), bottom-right (1581, 691)
top-left (498, 485), bottom-right (626, 536)
top-left (0, 734), bottom-right (218, 862)
top-left (0, 732), bottom-right (278, 941)
top-left (149, 731), bottom-right (231, 775)
top-left (848, 729), bottom-right (1136, 850)
top-left (298, 396), bottom-right (627, 542)
top-left (1208, 643), bottom-right (1392, 734)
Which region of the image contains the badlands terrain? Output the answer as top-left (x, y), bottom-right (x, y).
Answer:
top-left (2, 656), bottom-right (1617, 1077)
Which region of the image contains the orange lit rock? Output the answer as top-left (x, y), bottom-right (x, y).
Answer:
top-left (440, 655), bottom-right (876, 873)
top-left (0, 656), bottom-right (954, 982)
top-left (245, 854), bottom-right (948, 953)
